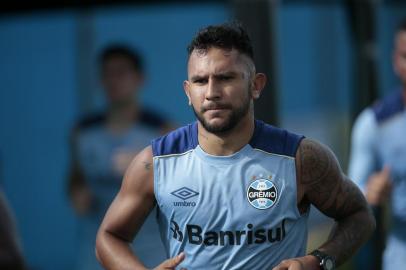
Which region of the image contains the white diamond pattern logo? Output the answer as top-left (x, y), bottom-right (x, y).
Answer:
top-left (171, 187), bottom-right (199, 200)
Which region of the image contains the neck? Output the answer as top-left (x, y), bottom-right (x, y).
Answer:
top-left (198, 113), bottom-right (255, 156)
top-left (106, 101), bottom-right (139, 132)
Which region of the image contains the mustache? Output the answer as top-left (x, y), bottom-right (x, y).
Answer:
top-left (201, 103), bottom-right (232, 112)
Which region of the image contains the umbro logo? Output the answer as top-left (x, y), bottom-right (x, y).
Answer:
top-left (171, 187), bottom-right (199, 207)
top-left (171, 187), bottom-right (199, 200)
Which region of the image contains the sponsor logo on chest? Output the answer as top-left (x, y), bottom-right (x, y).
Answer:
top-left (170, 219), bottom-right (287, 246)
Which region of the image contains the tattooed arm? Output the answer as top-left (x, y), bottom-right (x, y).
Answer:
top-left (273, 139), bottom-right (375, 270)
top-left (96, 146), bottom-right (185, 270)
top-left (297, 139), bottom-right (375, 265)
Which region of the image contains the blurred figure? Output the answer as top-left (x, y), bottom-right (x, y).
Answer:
top-left (68, 45), bottom-right (169, 270)
top-left (0, 189), bottom-right (26, 270)
top-left (349, 18), bottom-right (406, 270)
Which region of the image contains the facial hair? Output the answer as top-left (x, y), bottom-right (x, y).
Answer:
top-left (192, 91), bottom-right (251, 134)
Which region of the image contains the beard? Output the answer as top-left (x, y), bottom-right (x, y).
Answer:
top-left (192, 93), bottom-right (251, 134)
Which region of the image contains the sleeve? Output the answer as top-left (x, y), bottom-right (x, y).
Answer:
top-left (348, 108), bottom-right (379, 193)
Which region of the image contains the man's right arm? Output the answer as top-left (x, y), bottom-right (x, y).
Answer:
top-left (67, 129), bottom-right (92, 215)
top-left (95, 146), bottom-right (185, 270)
top-left (348, 109), bottom-right (377, 191)
top-left (348, 109), bottom-right (391, 205)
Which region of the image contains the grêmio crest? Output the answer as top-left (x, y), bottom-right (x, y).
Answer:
top-left (247, 176), bottom-right (278, 210)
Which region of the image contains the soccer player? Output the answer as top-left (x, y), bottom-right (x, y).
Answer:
top-left (96, 23), bottom-right (375, 270)
top-left (69, 45), bottom-right (168, 269)
top-left (348, 18), bottom-right (406, 270)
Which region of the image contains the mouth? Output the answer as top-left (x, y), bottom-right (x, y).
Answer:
top-left (203, 108), bottom-right (230, 116)
top-left (202, 104), bottom-right (231, 113)
top-left (206, 108), bottom-right (228, 111)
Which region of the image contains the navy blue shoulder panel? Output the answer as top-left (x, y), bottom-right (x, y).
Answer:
top-left (76, 108), bottom-right (168, 131)
top-left (76, 112), bottom-right (106, 130)
top-left (372, 90), bottom-right (404, 124)
top-left (139, 108), bottom-right (167, 128)
top-left (249, 120), bottom-right (304, 157)
top-left (151, 122), bottom-right (198, 157)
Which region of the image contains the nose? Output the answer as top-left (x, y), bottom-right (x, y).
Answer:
top-left (205, 78), bottom-right (221, 101)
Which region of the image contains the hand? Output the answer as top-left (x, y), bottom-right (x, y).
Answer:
top-left (272, 255), bottom-right (319, 270)
top-left (71, 187), bottom-right (92, 215)
top-left (153, 252), bottom-right (187, 270)
top-left (366, 166), bottom-right (392, 206)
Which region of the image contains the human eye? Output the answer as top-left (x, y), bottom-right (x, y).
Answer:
top-left (220, 75), bottom-right (232, 81)
top-left (217, 72), bottom-right (236, 82)
top-left (192, 77), bottom-right (208, 85)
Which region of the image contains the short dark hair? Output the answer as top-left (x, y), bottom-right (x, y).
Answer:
top-left (187, 22), bottom-right (254, 60)
top-left (99, 45), bottom-right (144, 73)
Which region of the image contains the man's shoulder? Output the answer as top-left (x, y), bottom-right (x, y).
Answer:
top-left (73, 108), bottom-right (168, 132)
top-left (372, 90), bottom-right (404, 124)
top-left (250, 120), bottom-right (305, 158)
top-left (75, 112), bottom-right (107, 131)
top-left (151, 122), bottom-right (198, 157)
top-left (139, 108), bottom-right (168, 129)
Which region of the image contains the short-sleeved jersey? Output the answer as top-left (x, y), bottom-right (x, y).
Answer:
top-left (74, 109), bottom-right (167, 269)
top-left (349, 89), bottom-right (406, 240)
top-left (151, 119), bottom-right (307, 269)
top-left (75, 109), bottom-right (166, 216)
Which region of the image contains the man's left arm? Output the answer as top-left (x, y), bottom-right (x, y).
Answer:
top-left (273, 138), bottom-right (375, 270)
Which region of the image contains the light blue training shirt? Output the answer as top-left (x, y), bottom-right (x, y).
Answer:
top-left (152, 119), bottom-right (307, 269)
top-left (74, 110), bottom-right (167, 269)
top-left (349, 89), bottom-right (406, 241)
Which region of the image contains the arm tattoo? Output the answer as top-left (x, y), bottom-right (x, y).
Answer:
top-left (143, 161), bottom-right (151, 171)
top-left (299, 140), bottom-right (338, 214)
top-left (298, 139), bottom-right (375, 265)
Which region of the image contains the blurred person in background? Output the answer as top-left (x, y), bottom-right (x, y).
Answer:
top-left (0, 188), bottom-right (26, 270)
top-left (68, 45), bottom-right (169, 270)
top-left (96, 23), bottom-right (375, 270)
top-left (349, 18), bottom-right (406, 270)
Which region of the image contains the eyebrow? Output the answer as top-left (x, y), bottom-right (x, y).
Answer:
top-left (190, 75), bottom-right (206, 82)
top-left (190, 71), bottom-right (240, 82)
top-left (214, 71), bottom-right (239, 78)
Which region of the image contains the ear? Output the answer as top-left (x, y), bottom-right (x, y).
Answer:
top-left (183, 80), bottom-right (192, 106)
top-left (251, 73), bottom-right (267, 99)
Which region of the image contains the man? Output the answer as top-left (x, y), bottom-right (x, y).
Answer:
top-left (68, 45), bottom-right (168, 269)
top-left (96, 24), bottom-right (375, 270)
top-left (348, 18), bottom-right (406, 270)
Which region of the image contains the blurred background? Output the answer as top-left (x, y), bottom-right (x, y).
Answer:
top-left (0, 0), bottom-right (405, 269)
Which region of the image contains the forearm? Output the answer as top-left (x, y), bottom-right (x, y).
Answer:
top-left (96, 229), bottom-right (148, 270)
top-left (318, 209), bottom-right (375, 266)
